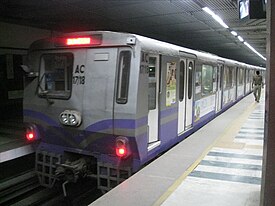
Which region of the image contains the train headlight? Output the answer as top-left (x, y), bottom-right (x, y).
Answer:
top-left (69, 114), bottom-right (77, 125)
top-left (59, 110), bottom-right (82, 127)
top-left (61, 113), bottom-right (69, 124)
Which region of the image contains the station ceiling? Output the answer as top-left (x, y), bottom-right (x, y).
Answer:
top-left (0, 0), bottom-right (267, 67)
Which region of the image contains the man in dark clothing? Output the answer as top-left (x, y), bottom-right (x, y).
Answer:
top-left (252, 70), bottom-right (263, 102)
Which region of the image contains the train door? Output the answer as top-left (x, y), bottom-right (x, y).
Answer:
top-left (246, 68), bottom-right (247, 94)
top-left (178, 59), bottom-right (186, 134)
top-left (249, 69), bottom-right (253, 91)
top-left (246, 68), bottom-right (251, 93)
top-left (84, 48), bottom-right (119, 126)
top-left (185, 60), bottom-right (194, 129)
top-left (215, 64), bottom-right (223, 112)
top-left (148, 55), bottom-right (159, 144)
top-left (235, 67), bottom-right (239, 99)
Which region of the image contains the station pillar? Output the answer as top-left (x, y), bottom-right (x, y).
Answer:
top-left (260, 0), bottom-right (275, 205)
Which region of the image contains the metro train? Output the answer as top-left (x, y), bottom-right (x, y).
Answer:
top-left (23, 31), bottom-right (264, 193)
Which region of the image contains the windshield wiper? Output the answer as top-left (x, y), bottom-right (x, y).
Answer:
top-left (36, 73), bottom-right (46, 94)
top-left (36, 73), bottom-right (54, 105)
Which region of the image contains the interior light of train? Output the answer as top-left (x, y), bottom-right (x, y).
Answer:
top-left (66, 37), bottom-right (91, 45)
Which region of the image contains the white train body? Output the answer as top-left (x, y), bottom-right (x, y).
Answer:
top-left (23, 31), bottom-right (264, 191)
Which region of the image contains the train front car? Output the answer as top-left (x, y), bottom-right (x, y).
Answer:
top-left (23, 31), bottom-right (142, 192)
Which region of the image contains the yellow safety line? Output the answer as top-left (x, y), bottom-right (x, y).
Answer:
top-left (153, 101), bottom-right (258, 206)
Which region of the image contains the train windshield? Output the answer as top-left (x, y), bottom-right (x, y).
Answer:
top-left (38, 53), bottom-right (73, 99)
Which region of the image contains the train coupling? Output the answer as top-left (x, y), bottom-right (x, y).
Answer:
top-left (56, 158), bottom-right (88, 183)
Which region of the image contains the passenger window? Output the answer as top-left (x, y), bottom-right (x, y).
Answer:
top-left (239, 68), bottom-right (244, 85)
top-left (213, 66), bottom-right (217, 92)
top-left (224, 67), bottom-right (233, 89)
top-left (228, 68), bottom-right (233, 88)
top-left (179, 61), bottom-right (185, 102)
top-left (149, 61), bottom-right (156, 77)
top-left (223, 67), bottom-right (227, 89)
top-left (202, 64), bottom-right (213, 95)
top-left (223, 67), bottom-right (228, 89)
top-left (246, 69), bottom-right (249, 83)
top-left (148, 57), bottom-right (157, 110)
top-left (218, 66), bottom-right (222, 90)
top-left (116, 50), bottom-right (131, 104)
top-left (188, 62), bottom-right (193, 99)
top-left (38, 53), bottom-right (73, 99)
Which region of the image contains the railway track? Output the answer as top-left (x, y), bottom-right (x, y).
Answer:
top-left (0, 170), bottom-right (102, 205)
top-left (0, 170), bottom-right (40, 205)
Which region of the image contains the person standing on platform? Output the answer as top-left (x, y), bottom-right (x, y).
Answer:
top-left (252, 70), bottom-right (263, 102)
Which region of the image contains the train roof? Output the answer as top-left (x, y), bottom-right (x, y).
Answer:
top-left (133, 33), bottom-right (264, 70)
top-left (29, 30), bottom-right (265, 70)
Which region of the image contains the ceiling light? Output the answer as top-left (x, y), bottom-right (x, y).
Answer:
top-left (202, 6), bottom-right (265, 63)
top-left (244, 42), bottom-right (267, 61)
top-left (202, 7), bottom-right (229, 29)
top-left (237, 36), bottom-right (244, 42)
top-left (202, 7), bottom-right (215, 16)
top-left (231, 31), bottom-right (238, 36)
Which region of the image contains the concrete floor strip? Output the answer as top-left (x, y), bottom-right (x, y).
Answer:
top-left (189, 171), bottom-right (261, 185)
top-left (204, 155), bottom-right (262, 165)
top-left (194, 165), bottom-right (262, 178)
top-left (207, 151), bottom-right (262, 160)
top-left (154, 101), bottom-right (258, 206)
top-left (199, 160), bottom-right (262, 170)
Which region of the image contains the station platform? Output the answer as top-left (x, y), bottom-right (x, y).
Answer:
top-left (90, 91), bottom-right (264, 206)
top-left (0, 118), bottom-right (34, 163)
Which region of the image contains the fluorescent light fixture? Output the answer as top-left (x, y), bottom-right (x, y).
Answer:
top-left (202, 7), bottom-right (229, 29)
top-left (202, 7), bottom-right (215, 16)
top-left (231, 31), bottom-right (238, 36)
top-left (212, 15), bottom-right (229, 29)
top-left (237, 36), bottom-right (244, 42)
top-left (244, 42), bottom-right (266, 61)
top-left (202, 6), bottom-right (266, 62)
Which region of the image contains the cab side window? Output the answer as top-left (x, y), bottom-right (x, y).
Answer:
top-left (116, 50), bottom-right (131, 104)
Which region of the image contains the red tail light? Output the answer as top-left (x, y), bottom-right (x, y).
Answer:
top-left (115, 137), bottom-right (130, 158)
top-left (116, 147), bottom-right (127, 157)
top-left (25, 124), bottom-right (38, 141)
top-left (66, 37), bottom-right (91, 45)
top-left (55, 35), bottom-right (102, 47)
top-left (26, 132), bottom-right (35, 141)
